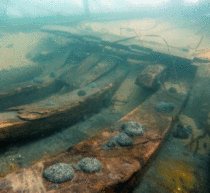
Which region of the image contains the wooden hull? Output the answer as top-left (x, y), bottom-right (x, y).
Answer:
top-left (0, 81), bottom-right (188, 192)
top-left (0, 64), bottom-right (128, 142)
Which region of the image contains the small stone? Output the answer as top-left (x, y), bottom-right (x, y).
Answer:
top-left (79, 158), bottom-right (101, 173)
top-left (114, 133), bottom-right (133, 146)
top-left (43, 163), bottom-right (74, 183)
top-left (121, 121), bottom-right (145, 136)
top-left (77, 90), bottom-right (86, 96)
top-left (155, 102), bottom-right (175, 113)
top-left (173, 124), bottom-right (192, 139)
top-left (168, 87), bottom-right (177, 93)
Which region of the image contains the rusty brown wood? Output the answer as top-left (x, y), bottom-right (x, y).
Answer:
top-left (0, 80), bottom-right (61, 111)
top-left (135, 64), bottom-right (167, 89)
top-left (58, 53), bottom-right (102, 86)
top-left (78, 57), bottom-right (119, 88)
top-left (0, 53), bottom-right (114, 111)
top-left (0, 66), bottom-right (127, 142)
top-left (0, 80), bottom-right (188, 192)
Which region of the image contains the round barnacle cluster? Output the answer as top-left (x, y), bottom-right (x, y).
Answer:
top-left (43, 163), bottom-right (75, 183)
top-left (155, 101), bottom-right (175, 113)
top-left (78, 158), bottom-right (101, 173)
top-left (121, 121), bottom-right (145, 137)
top-left (102, 121), bottom-right (145, 150)
top-left (102, 132), bottom-right (134, 150)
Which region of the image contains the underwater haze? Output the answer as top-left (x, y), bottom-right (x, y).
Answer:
top-left (0, 0), bottom-right (210, 193)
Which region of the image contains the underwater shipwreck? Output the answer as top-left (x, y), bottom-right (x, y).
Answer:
top-left (0, 16), bottom-right (210, 193)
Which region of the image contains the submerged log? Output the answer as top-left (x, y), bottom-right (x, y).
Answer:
top-left (0, 78), bottom-right (188, 192)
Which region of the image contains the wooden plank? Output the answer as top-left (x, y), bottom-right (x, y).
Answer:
top-left (58, 53), bottom-right (102, 86)
top-left (0, 61), bottom-right (43, 91)
top-left (0, 53), bottom-right (110, 111)
top-left (0, 79), bottom-right (64, 112)
top-left (0, 49), bottom-right (73, 111)
top-left (178, 62), bottom-right (210, 155)
top-left (0, 78), bottom-right (188, 192)
top-left (41, 25), bottom-right (194, 61)
top-left (0, 65), bottom-right (128, 142)
top-left (135, 64), bottom-right (167, 89)
top-left (75, 56), bottom-right (119, 88)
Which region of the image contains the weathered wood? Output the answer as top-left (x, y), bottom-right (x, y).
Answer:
top-left (0, 61), bottom-right (43, 91)
top-left (0, 79), bottom-right (65, 111)
top-left (182, 62), bottom-right (210, 130)
top-left (0, 53), bottom-right (113, 111)
top-left (0, 65), bottom-right (128, 142)
top-left (0, 49), bottom-right (73, 111)
top-left (41, 25), bottom-right (194, 61)
top-left (135, 64), bottom-right (167, 89)
top-left (58, 53), bottom-right (102, 86)
top-left (0, 79), bottom-right (188, 192)
top-left (76, 56), bottom-right (119, 88)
